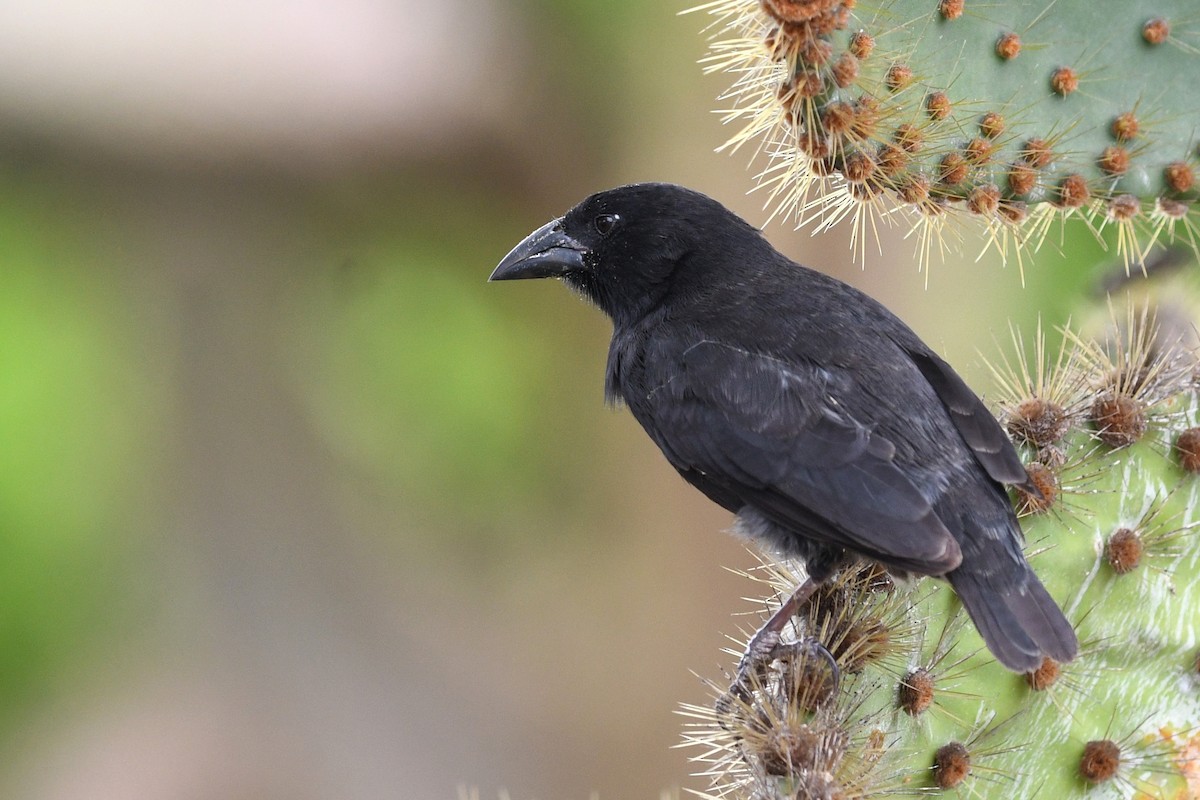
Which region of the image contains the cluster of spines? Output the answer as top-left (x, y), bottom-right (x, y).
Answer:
top-left (679, 564), bottom-right (929, 799)
top-left (992, 304), bottom-right (1197, 520)
top-left (689, 0), bottom-right (1200, 272)
top-left (680, 303), bottom-right (1200, 799)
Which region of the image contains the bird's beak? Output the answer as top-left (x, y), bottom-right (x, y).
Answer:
top-left (489, 218), bottom-right (587, 281)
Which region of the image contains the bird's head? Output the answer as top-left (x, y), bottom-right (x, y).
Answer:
top-left (490, 183), bottom-right (763, 325)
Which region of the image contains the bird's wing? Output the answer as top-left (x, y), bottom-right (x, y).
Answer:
top-left (901, 346), bottom-right (1031, 487)
top-left (642, 340), bottom-right (962, 573)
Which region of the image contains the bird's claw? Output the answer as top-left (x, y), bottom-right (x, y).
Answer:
top-left (736, 629), bottom-right (782, 680)
top-left (724, 634), bottom-right (840, 706)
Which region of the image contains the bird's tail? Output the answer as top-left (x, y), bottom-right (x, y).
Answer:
top-left (947, 563), bottom-right (1078, 673)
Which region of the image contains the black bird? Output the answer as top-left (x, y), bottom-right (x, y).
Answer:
top-left (490, 182), bottom-right (1078, 673)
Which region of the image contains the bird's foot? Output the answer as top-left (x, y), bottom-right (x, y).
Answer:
top-left (722, 628), bottom-right (781, 705)
top-left (718, 577), bottom-right (840, 716)
top-left (725, 635), bottom-right (840, 703)
top-left (717, 638), bottom-right (840, 731)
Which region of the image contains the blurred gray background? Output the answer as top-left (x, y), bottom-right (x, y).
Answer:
top-left (0, 2), bottom-right (1063, 798)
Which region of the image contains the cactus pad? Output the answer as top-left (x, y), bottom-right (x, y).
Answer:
top-left (690, 0), bottom-right (1200, 271)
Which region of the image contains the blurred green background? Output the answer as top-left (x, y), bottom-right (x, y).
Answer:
top-left (0, 2), bottom-right (1111, 798)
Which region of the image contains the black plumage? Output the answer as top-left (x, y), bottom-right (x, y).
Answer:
top-left (490, 182), bottom-right (1077, 672)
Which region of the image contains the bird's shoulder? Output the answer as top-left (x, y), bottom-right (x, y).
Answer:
top-left (612, 322), bottom-right (851, 449)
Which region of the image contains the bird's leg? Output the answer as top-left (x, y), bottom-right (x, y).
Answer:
top-left (727, 577), bottom-right (838, 699)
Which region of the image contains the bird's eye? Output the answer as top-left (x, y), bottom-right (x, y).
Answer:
top-left (593, 213), bottom-right (619, 236)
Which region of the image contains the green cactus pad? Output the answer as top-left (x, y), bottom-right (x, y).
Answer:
top-left (691, 0), bottom-right (1200, 270)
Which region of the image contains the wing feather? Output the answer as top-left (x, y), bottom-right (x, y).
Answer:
top-left (641, 341), bottom-right (962, 573)
top-left (903, 347), bottom-right (1031, 488)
